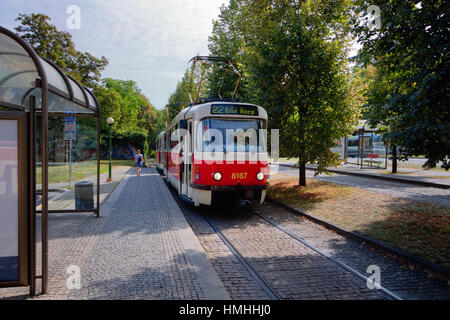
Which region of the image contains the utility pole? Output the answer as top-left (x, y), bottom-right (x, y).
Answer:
top-left (165, 105), bottom-right (169, 126)
top-left (106, 117), bottom-right (115, 181)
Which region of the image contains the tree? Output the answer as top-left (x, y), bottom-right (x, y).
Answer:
top-left (208, 1), bottom-right (249, 99)
top-left (94, 78), bottom-right (159, 155)
top-left (167, 69), bottom-right (192, 122)
top-left (166, 65), bottom-right (210, 123)
top-left (15, 13), bottom-right (108, 88)
top-left (208, 0), bottom-right (363, 186)
top-left (353, 1), bottom-right (449, 170)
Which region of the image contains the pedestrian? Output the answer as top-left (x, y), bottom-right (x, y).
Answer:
top-left (135, 149), bottom-right (143, 176)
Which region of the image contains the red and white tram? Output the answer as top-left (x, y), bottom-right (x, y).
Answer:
top-left (156, 101), bottom-right (269, 206)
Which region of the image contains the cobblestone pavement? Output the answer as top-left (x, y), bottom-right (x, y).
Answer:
top-left (68, 168), bottom-right (206, 300)
top-left (257, 202), bottom-right (450, 300)
top-left (0, 167), bottom-right (227, 300)
top-left (177, 197), bottom-right (270, 300)
top-left (0, 166), bottom-right (131, 300)
top-left (177, 195), bottom-right (390, 300)
top-left (275, 165), bottom-right (450, 207)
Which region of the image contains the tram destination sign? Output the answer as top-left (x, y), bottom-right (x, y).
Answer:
top-left (211, 104), bottom-right (259, 116)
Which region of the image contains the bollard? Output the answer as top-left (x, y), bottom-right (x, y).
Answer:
top-left (74, 181), bottom-right (94, 210)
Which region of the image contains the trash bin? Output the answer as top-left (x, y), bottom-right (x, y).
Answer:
top-left (75, 181), bottom-right (94, 210)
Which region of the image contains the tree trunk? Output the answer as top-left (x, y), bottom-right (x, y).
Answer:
top-left (298, 105), bottom-right (308, 187)
top-left (391, 144), bottom-right (397, 173)
top-left (299, 161), bottom-right (306, 187)
top-left (298, 105), bottom-right (307, 187)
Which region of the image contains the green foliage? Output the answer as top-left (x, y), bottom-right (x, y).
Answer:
top-left (208, 0), bottom-right (363, 185)
top-left (148, 109), bottom-right (167, 151)
top-left (15, 13), bottom-right (108, 88)
top-left (165, 65), bottom-right (211, 123)
top-left (112, 131), bottom-right (149, 155)
top-left (94, 78), bottom-right (159, 155)
top-left (353, 1), bottom-right (449, 169)
top-left (167, 69), bottom-right (193, 122)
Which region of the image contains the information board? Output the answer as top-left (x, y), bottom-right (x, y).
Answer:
top-left (0, 119), bottom-right (19, 282)
top-left (64, 116), bottom-right (76, 141)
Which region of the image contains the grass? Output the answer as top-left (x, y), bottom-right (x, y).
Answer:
top-left (267, 173), bottom-right (450, 269)
top-left (36, 160), bottom-right (134, 184)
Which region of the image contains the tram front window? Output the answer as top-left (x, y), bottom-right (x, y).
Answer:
top-left (197, 118), bottom-right (266, 153)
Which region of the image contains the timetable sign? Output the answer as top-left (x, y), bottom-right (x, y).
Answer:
top-left (64, 116), bottom-right (76, 140)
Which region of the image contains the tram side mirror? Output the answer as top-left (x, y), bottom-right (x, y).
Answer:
top-left (179, 120), bottom-right (187, 130)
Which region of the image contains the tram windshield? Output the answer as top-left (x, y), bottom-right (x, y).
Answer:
top-left (197, 118), bottom-right (266, 152)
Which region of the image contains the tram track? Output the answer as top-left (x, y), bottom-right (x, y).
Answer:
top-left (250, 210), bottom-right (402, 300)
top-left (201, 205), bottom-right (401, 300)
top-left (201, 213), bottom-right (282, 300)
top-left (163, 178), bottom-right (398, 300)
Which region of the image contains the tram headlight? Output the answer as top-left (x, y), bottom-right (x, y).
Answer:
top-left (256, 172), bottom-right (265, 181)
top-left (213, 172), bottom-right (222, 181)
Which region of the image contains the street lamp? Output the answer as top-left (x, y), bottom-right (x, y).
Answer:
top-left (106, 117), bottom-right (114, 182)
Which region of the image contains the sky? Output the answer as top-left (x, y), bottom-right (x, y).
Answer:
top-left (0, 0), bottom-right (227, 109)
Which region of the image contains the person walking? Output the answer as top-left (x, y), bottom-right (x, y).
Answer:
top-left (135, 149), bottom-right (144, 176)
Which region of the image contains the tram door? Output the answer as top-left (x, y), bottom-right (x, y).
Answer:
top-left (179, 120), bottom-right (193, 198)
top-left (186, 121), bottom-right (193, 199)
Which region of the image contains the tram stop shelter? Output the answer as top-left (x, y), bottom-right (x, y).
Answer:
top-left (0, 26), bottom-right (101, 295)
top-left (344, 120), bottom-right (388, 169)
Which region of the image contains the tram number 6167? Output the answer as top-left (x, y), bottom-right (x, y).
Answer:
top-left (231, 172), bottom-right (247, 180)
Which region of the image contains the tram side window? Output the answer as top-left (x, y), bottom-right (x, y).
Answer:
top-left (170, 124), bottom-right (181, 150)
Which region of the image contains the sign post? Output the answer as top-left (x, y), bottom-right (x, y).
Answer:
top-left (64, 114), bottom-right (76, 186)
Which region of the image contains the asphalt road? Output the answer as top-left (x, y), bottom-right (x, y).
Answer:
top-left (272, 165), bottom-right (450, 207)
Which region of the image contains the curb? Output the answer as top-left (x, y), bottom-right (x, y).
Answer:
top-left (278, 163), bottom-right (450, 189)
top-left (267, 197), bottom-right (450, 279)
top-left (158, 169), bottom-right (231, 300)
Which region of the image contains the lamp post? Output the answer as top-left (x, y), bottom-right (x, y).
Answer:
top-left (106, 117), bottom-right (114, 182)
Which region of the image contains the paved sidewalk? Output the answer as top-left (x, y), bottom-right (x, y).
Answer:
top-left (0, 166), bottom-right (228, 300)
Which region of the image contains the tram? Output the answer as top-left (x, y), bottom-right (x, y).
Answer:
top-left (155, 101), bottom-right (269, 206)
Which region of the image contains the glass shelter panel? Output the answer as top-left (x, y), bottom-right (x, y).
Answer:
top-left (0, 33), bottom-right (39, 107)
top-left (24, 90), bottom-right (94, 114)
top-left (39, 58), bottom-right (69, 96)
top-left (68, 78), bottom-right (85, 103)
top-left (36, 115), bottom-right (98, 211)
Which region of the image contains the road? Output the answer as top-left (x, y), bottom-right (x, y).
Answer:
top-left (272, 165), bottom-right (450, 207)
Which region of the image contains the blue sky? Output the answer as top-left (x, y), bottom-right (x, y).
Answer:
top-left (0, 0), bottom-right (226, 109)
